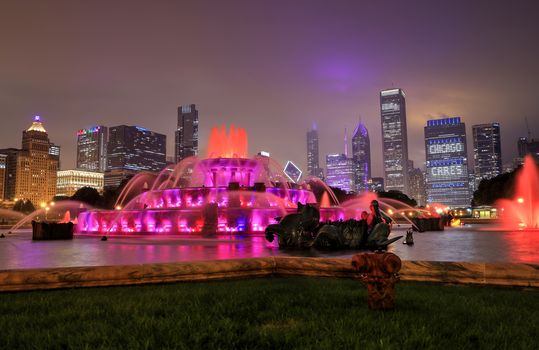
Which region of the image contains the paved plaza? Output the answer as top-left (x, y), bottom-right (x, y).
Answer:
top-left (1, 225), bottom-right (539, 270)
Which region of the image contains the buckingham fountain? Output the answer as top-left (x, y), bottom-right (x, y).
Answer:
top-left (76, 126), bottom-right (429, 242)
top-left (77, 126), bottom-right (348, 235)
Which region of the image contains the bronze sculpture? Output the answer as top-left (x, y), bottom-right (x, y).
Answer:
top-left (265, 200), bottom-right (403, 250)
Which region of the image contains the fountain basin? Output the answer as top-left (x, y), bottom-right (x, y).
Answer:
top-left (77, 206), bottom-right (345, 234)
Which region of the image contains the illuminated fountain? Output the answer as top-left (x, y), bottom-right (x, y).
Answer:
top-left (76, 125), bottom-right (437, 236)
top-left (77, 126), bottom-right (344, 235)
top-left (497, 155), bottom-right (539, 230)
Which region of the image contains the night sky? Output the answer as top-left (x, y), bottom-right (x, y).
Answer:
top-left (1, 0), bottom-right (538, 176)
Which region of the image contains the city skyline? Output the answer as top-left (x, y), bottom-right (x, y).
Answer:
top-left (1, 1), bottom-right (539, 177)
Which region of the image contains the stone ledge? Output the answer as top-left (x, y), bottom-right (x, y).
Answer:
top-left (400, 260), bottom-right (539, 287)
top-left (1, 257), bottom-right (538, 292)
top-left (0, 258), bottom-right (276, 292)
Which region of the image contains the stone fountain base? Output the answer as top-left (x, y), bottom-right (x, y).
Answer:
top-left (412, 217), bottom-right (445, 232)
top-left (32, 221), bottom-right (74, 240)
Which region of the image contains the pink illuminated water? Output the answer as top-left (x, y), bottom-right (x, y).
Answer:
top-left (207, 125), bottom-right (248, 158)
top-left (115, 172), bottom-right (157, 209)
top-left (320, 192), bottom-right (331, 208)
top-left (7, 200), bottom-right (92, 232)
top-left (0, 209), bottom-right (26, 222)
top-left (497, 155), bottom-right (539, 229)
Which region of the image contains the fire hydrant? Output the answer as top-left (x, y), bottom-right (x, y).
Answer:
top-left (351, 252), bottom-right (402, 310)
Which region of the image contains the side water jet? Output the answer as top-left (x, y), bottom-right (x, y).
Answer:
top-left (115, 172), bottom-right (158, 209)
top-left (497, 155), bottom-right (539, 230)
top-left (6, 201), bottom-right (93, 234)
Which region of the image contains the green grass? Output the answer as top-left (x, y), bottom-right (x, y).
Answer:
top-left (1, 277), bottom-right (538, 349)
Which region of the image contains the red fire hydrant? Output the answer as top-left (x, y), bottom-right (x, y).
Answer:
top-left (351, 252), bottom-right (402, 310)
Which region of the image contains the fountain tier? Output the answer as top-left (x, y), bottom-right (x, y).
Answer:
top-left (77, 157), bottom-right (345, 234)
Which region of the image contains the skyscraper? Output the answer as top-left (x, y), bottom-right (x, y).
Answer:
top-left (107, 125), bottom-right (166, 172)
top-left (0, 148), bottom-right (19, 201)
top-left (325, 154), bottom-right (355, 193)
top-left (380, 88), bottom-right (409, 194)
top-left (49, 143), bottom-right (60, 169)
top-left (0, 153), bottom-right (6, 200)
top-left (368, 177), bottom-right (385, 193)
top-left (76, 125), bottom-right (108, 172)
top-left (472, 123), bottom-right (502, 185)
top-left (175, 104), bottom-right (199, 163)
top-left (306, 124), bottom-right (323, 178)
top-left (408, 165), bottom-right (427, 207)
top-left (0, 116), bottom-right (59, 205)
top-left (517, 137), bottom-right (539, 163)
top-left (424, 117), bottom-right (470, 207)
top-left (105, 125), bottom-right (166, 189)
top-left (518, 137), bottom-right (529, 158)
top-left (351, 121), bottom-right (371, 192)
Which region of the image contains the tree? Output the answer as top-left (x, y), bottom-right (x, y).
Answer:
top-left (101, 188), bottom-right (118, 210)
top-left (52, 195), bottom-right (70, 202)
top-left (472, 170), bottom-right (517, 206)
top-left (327, 186), bottom-right (357, 203)
top-left (71, 187), bottom-right (103, 208)
top-left (13, 199), bottom-right (36, 214)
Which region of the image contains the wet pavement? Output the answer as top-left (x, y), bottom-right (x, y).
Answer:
top-left (1, 225), bottom-right (539, 270)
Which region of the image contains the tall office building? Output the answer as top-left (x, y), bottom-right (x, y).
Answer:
top-left (107, 125), bottom-right (166, 172)
top-left (368, 177), bottom-right (385, 193)
top-left (468, 171), bottom-right (477, 198)
top-left (0, 116), bottom-right (59, 205)
top-left (77, 125), bottom-right (108, 172)
top-left (380, 88), bottom-right (409, 194)
top-left (408, 166), bottom-right (427, 207)
top-left (517, 137), bottom-right (539, 163)
top-left (351, 121), bottom-right (371, 192)
top-left (325, 154), bottom-right (355, 193)
top-left (0, 153), bottom-right (6, 200)
top-left (424, 117), bottom-right (470, 207)
top-left (0, 148), bottom-right (19, 200)
top-left (472, 123), bottom-right (502, 185)
top-left (175, 104), bottom-right (199, 163)
top-left (49, 143), bottom-right (61, 169)
top-left (307, 124), bottom-right (324, 178)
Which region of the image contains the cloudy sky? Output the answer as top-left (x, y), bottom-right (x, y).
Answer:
top-left (1, 0), bottom-right (538, 176)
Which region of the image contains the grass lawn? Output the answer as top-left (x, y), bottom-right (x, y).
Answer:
top-left (1, 277), bottom-right (538, 349)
